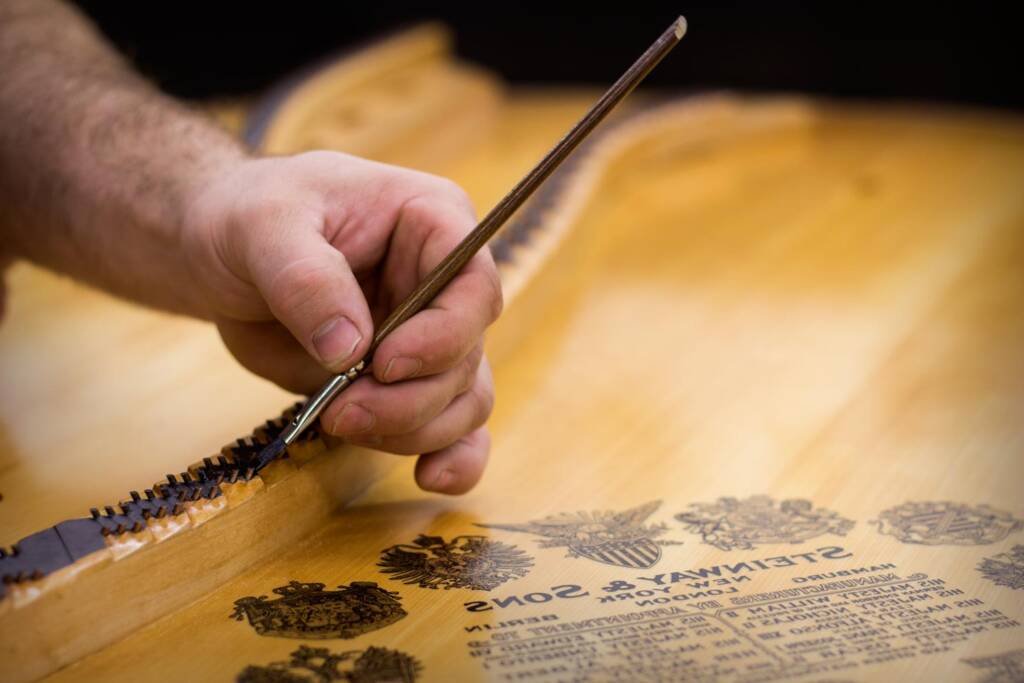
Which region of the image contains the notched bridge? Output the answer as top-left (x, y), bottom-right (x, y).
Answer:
top-left (0, 402), bottom-right (320, 595)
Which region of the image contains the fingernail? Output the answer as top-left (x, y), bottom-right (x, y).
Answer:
top-left (312, 316), bottom-right (361, 368)
top-left (383, 356), bottom-right (422, 382)
top-left (429, 469), bottom-right (454, 492)
top-left (330, 403), bottom-right (375, 435)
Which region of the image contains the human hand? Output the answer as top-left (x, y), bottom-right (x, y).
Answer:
top-left (182, 151), bottom-right (502, 494)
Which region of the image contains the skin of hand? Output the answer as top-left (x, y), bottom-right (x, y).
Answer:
top-left (182, 151), bottom-right (503, 495)
top-left (0, 0), bottom-right (501, 494)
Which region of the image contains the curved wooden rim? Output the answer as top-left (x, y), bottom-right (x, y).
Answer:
top-left (241, 22), bottom-right (448, 150)
top-left (0, 92), bottom-right (826, 683)
top-left (0, 92), bottom-right (815, 601)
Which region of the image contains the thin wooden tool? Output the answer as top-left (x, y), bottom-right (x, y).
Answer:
top-left (254, 16), bottom-right (687, 472)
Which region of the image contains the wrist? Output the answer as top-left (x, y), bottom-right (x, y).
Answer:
top-left (179, 152), bottom-right (261, 320)
top-left (170, 117), bottom-right (253, 317)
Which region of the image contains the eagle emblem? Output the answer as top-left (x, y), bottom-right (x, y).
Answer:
top-left (230, 581), bottom-right (406, 639)
top-left (479, 501), bottom-right (677, 569)
top-left (978, 545), bottom-right (1024, 590)
top-left (378, 535), bottom-right (533, 591)
top-left (675, 496), bottom-right (855, 551)
top-left (873, 501), bottom-right (1023, 546)
top-left (237, 644), bottom-right (422, 683)
top-left (961, 649), bottom-right (1024, 683)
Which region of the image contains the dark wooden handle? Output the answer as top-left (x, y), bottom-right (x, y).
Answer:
top-left (368, 17), bottom-right (687, 354)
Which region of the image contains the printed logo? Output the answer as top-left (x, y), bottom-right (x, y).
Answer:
top-left (479, 501), bottom-right (678, 569)
top-left (873, 501), bottom-right (1023, 546)
top-left (674, 496), bottom-right (855, 551)
top-left (978, 544), bottom-right (1024, 590)
top-left (237, 644), bottom-right (421, 682)
top-left (378, 534), bottom-right (533, 591)
top-left (961, 649), bottom-right (1024, 683)
top-left (231, 581), bottom-right (406, 639)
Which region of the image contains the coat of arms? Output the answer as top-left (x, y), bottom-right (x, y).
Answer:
top-left (873, 501), bottom-right (1023, 546)
top-left (378, 535), bottom-right (533, 591)
top-left (675, 496), bottom-right (855, 551)
top-left (237, 644), bottom-right (422, 683)
top-left (231, 581), bottom-right (406, 639)
top-left (478, 501), bottom-right (677, 569)
top-left (961, 649), bottom-right (1024, 683)
top-left (978, 545), bottom-right (1024, 590)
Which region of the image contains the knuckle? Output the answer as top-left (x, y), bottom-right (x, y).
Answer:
top-left (460, 269), bottom-right (503, 325)
top-left (459, 349), bottom-right (482, 393)
top-left (436, 177), bottom-right (472, 207)
top-left (406, 173), bottom-right (474, 218)
top-left (473, 379), bottom-right (495, 424)
top-left (481, 269), bottom-right (504, 322)
top-left (493, 286), bottom-right (505, 322)
top-left (423, 323), bottom-right (465, 368)
top-left (399, 194), bottom-right (431, 219)
top-left (403, 391), bottom-right (439, 431)
top-left (294, 149), bottom-right (339, 167)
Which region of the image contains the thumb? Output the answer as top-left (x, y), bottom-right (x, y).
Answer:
top-left (245, 228), bottom-right (372, 373)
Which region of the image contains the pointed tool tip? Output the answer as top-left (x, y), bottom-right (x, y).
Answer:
top-left (674, 16), bottom-right (688, 40)
top-left (253, 435), bottom-right (287, 474)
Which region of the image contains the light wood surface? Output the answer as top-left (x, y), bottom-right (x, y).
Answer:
top-left (3, 25), bottom-right (1024, 683)
top-left (0, 26), bottom-right (536, 681)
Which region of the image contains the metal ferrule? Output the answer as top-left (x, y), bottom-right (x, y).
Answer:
top-left (280, 361), bottom-right (366, 445)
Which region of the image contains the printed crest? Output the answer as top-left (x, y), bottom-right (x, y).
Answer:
top-left (978, 545), bottom-right (1024, 590)
top-left (479, 501), bottom-right (678, 569)
top-left (961, 649), bottom-right (1024, 683)
top-left (231, 581), bottom-right (406, 639)
top-left (378, 534), bottom-right (533, 591)
top-left (674, 496), bottom-right (854, 551)
top-left (237, 644), bottom-right (422, 683)
top-left (873, 501), bottom-right (1023, 546)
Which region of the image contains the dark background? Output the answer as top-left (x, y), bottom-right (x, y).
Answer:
top-left (72, 2), bottom-right (1019, 110)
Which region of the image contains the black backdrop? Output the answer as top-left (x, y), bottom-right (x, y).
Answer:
top-left (72, 2), bottom-right (1018, 110)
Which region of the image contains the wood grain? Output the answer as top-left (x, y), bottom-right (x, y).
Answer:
top-left (3, 22), bottom-right (1024, 683)
top-left (0, 28), bottom-right (537, 682)
top-left (21, 97), bottom-right (1024, 681)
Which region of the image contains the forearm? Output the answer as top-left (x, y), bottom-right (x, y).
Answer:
top-left (0, 0), bottom-right (247, 316)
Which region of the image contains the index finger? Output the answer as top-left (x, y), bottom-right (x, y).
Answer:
top-left (372, 198), bottom-right (503, 383)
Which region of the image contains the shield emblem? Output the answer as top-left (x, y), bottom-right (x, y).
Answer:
top-left (573, 537), bottom-right (662, 569)
top-left (479, 501), bottom-right (676, 568)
